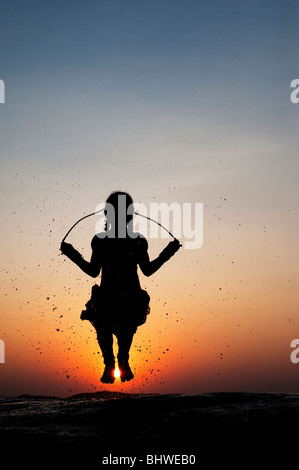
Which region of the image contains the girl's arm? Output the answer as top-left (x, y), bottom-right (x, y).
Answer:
top-left (60, 241), bottom-right (101, 278)
top-left (139, 239), bottom-right (181, 277)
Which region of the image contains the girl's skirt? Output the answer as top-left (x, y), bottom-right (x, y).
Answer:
top-left (80, 284), bottom-right (150, 331)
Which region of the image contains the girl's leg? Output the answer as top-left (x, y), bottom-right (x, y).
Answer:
top-left (96, 327), bottom-right (115, 383)
top-left (115, 327), bottom-right (136, 382)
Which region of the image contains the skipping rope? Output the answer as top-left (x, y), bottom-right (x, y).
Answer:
top-left (61, 207), bottom-right (180, 243)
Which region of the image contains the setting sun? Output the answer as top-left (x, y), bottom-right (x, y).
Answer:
top-left (114, 368), bottom-right (120, 379)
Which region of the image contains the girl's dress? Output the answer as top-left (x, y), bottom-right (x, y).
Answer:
top-left (80, 232), bottom-right (150, 331)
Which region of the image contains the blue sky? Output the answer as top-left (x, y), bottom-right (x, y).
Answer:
top-left (1, 0), bottom-right (298, 231)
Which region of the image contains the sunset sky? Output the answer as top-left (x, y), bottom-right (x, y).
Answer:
top-left (1, 0), bottom-right (299, 397)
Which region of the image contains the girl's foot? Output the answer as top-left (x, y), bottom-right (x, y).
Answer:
top-left (101, 364), bottom-right (115, 384)
top-left (119, 360), bottom-right (134, 382)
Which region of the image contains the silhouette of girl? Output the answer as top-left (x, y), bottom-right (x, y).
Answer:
top-left (60, 191), bottom-right (180, 384)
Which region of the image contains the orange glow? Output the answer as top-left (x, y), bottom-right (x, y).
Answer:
top-left (0, 199), bottom-right (299, 397)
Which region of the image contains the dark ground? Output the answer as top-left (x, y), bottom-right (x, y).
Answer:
top-left (0, 391), bottom-right (297, 467)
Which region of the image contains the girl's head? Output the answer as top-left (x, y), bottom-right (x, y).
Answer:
top-left (104, 191), bottom-right (134, 235)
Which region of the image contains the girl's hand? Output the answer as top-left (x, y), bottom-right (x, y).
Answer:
top-left (60, 242), bottom-right (82, 262)
top-left (160, 239), bottom-right (182, 262)
top-left (166, 239), bottom-right (181, 255)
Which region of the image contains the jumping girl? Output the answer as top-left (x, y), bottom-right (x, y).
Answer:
top-left (60, 191), bottom-right (181, 384)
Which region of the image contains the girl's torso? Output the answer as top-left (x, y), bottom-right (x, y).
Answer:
top-left (91, 232), bottom-right (147, 293)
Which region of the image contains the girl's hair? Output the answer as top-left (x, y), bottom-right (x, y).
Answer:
top-left (104, 191), bottom-right (134, 231)
top-left (105, 191), bottom-right (133, 210)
